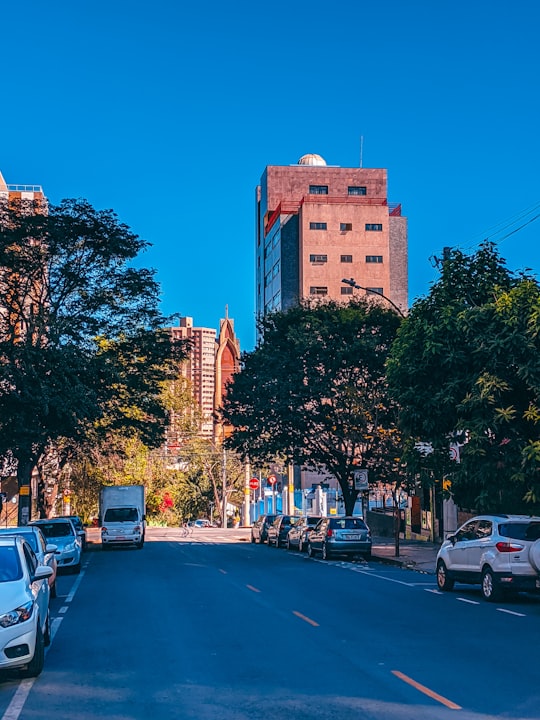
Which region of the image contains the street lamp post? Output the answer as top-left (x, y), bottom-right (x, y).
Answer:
top-left (341, 278), bottom-right (405, 317)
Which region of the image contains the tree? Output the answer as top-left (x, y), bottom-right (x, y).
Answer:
top-left (222, 298), bottom-right (403, 515)
top-left (0, 197), bottom-right (186, 522)
top-left (387, 242), bottom-right (540, 513)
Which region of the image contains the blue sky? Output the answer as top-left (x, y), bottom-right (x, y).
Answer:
top-left (1, 0), bottom-right (539, 351)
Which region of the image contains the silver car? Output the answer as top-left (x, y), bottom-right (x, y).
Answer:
top-left (0, 536), bottom-right (53, 677)
top-left (31, 518), bottom-right (82, 574)
top-left (0, 526), bottom-right (58, 598)
top-left (436, 514), bottom-right (540, 601)
top-left (307, 516), bottom-right (372, 560)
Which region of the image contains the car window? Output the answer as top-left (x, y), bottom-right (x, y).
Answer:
top-left (23, 542), bottom-right (38, 575)
top-left (0, 531), bottom-right (38, 552)
top-left (104, 508), bottom-right (138, 522)
top-left (307, 517), bottom-right (320, 526)
top-left (455, 521), bottom-right (478, 541)
top-left (0, 546), bottom-right (22, 582)
top-left (476, 520), bottom-right (492, 538)
top-left (330, 518), bottom-right (367, 530)
top-left (35, 522), bottom-right (74, 538)
top-left (499, 522), bottom-right (540, 541)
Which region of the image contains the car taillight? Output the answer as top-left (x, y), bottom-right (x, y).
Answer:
top-left (496, 541), bottom-right (524, 553)
top-left (326, 528), bottom-right (333, 538)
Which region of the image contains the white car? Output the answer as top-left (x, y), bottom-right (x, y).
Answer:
top-left (0, 526), bottom-right (58, 598)
top-left (436, 514), bottom-right (540, 601)
top-left (0, 536), bottom-right (53, 677)
top-left (31, 518), bottom-right (82, 574)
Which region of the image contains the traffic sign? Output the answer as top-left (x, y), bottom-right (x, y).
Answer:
top-left (267, 475), bottom-right (277, 486)
top-left (353, 469), bottom-right (369, 491)
top-left (249, 477), bottom-right (259, 490)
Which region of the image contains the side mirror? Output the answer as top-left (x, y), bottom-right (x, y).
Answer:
top-left (33, 565), bottom-right (54, 582)
top-left (45, 544), bottom-right (57, 553)
top-left (449, 534), bottom-right (457, 545)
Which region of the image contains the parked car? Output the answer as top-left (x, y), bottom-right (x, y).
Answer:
top-left (0, 535), bottom-right (53, 677)
top-left (286, 516), bottom-right (321, 551)
top-left (250, 514), bottom-right (277, 544)
top-left (436, 514), bottom-right (540, 601)
top-left (30, 518), bottom-right (82, 574)
top-left (66, 515), bottom-right (87, 550)
top-left (308, 516), bottom-right (372, 560)
top-left (189, 519), bottom-right (212, 528)
top-left (267, 515), bottom-right (301, 548)
top-left (0, 526), bottom-right (58, 598)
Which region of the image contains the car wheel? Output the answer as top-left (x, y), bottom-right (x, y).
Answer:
top-left (307, 543), bottom-right (314, 558)
top-left (481, 567), bottom-right (502, 602)
top-left (251, 534), bottom-right (256, 543)
top-left (363, 549), bottom-right (372, 560)
top-left (321, 543), bottom-right (330, 560)
top-left (44, 611), bottom-right (51, 647)
top-left (286, 538), bottom-right (291, 550)
top-left (72, 561), bottom-right (81, 575)
top-left (20, 623), bottom-right (45, 678)
top-left (298, 539), bottom-right (303, 552)
top-left (50, 580), bottom-right (57, 599)
top-left (136, 540), bottom-right (144, 550)
top-left (436, 560), bottom-right (455, 591)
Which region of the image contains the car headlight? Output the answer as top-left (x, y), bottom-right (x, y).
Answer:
top-left (0, 601), bottom-right (33, 628)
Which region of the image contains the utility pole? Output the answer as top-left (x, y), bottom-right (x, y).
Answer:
top-left (243, 459), bottom-right (251, 527)
top-left (221, 447), bottom-right (227, 529)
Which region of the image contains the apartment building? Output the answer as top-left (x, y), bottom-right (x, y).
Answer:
top-left (256, 153), bottom-right (407, 319)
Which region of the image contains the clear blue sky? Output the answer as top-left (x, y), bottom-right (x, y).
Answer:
top-left (1, 0), bottom-right (539, 351)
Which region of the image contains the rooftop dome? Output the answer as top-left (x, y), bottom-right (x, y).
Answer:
top-left (297, 153), bottom-right (327, 166)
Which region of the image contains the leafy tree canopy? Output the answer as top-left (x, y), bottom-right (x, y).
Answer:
top-left (387, 242), bottom-right (540, 513)
top-left (222, 298), bottom-right (403, 515)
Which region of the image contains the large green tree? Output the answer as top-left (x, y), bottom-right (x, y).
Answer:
top-left (222, 299), bottom-right (403, 515)
top-left (0, 197), bottom-right (186, 522)
top-left (387, 242), bottom-right (540, 513)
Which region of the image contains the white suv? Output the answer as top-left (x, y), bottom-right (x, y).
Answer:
top-left (436, 514), bottom-right (540, 601)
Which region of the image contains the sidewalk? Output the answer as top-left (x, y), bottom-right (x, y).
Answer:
top-left (371, 536), bottom-right (440, 574)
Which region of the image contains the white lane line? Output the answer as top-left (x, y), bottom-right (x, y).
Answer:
top-left (349, 567), bottom-right (415, 587)
top-left (497, 608), bottom-right (526, 617)
top-left (457, 597), bottom-right (480, 605)
top-left (58, 606), bottom-right (68, 614)
top-left (425, 589), bottom-right (443, 594)
top-left (1, 560), bottom-right (89, 720)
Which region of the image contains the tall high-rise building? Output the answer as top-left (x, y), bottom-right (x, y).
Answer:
top-left (256, 153), bottom-right (407, 319)
top-left (168, 313), bottom-right (240, 441)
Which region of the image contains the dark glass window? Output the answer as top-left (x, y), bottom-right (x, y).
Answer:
top-left (366, 287), bottom-right (384, 295)
top-left (310, 254), bottom-right (327, 263)
top-left (309, 185), bottom-right (328, 195)
top-left (310, 287), bottom-right (328, 296)
top-left (366, 255), bottom-right (383, 263)
top-left (309, 222), bottom-right (327, 230)
top-left (340, 223), bottom-right (353, 231)
top-left (348, 186), bottom-right (367, 195)
top-left (365, 223), bottom-right (383, 231)
top-left (341, 255), bottom-right (353, 263)
top-left (341, 286), bottom-right (353, 295)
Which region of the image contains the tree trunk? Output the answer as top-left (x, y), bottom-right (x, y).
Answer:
top-left (343, 484), bottom-right (359, 516)
top-left (16, 454), bottom-right (35, 525)
top-left (392, 488), bottom-right (400, 558)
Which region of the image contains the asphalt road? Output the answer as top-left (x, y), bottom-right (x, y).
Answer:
top-left (1, 527), bottom-right (539, 720)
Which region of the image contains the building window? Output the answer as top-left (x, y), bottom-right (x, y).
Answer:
top-left (310, 286), bottom-right (328, 296)
top-left (340, 255), bottom-right (353, 263)
top-left (366, 255), bottom-right (383, 263)
top-left (340, 222), bottom-right (353, 231)
top-left (341, 286), bottom-right (353, 295)
top-left (310, 254), bottom-right (328, 263)
top-left (348, 186), bottom-right (367, 195)
top-left (309, 185), bottom-right (328, 195)
top-left (309, 222), bottom-right (327, 230)
top-left (365, 223), bottom-right (383, 231)
top-left (367, 287), bottom-right (384, 295)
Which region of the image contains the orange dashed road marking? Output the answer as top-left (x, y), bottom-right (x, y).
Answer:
top-left (392, 670), bottom-right (462, 710)
top-left (293, 611), bottom-right (319, 627)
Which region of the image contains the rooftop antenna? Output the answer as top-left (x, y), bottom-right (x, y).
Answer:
top-left (360, 135), bottom-right (364, 168)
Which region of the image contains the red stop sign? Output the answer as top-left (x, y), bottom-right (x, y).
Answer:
top-left (249, 477), bottom-right (259, 490)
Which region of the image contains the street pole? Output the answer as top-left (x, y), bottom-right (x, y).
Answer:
top-left (288, 464), bottom-right (295, 516)
top-left (221, 447), bottom-right (227, 529)
top-left (243, 459), bottom-right (251, 527)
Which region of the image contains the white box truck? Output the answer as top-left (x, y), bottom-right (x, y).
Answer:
top-left (99, 485), bottom-right (146, 549)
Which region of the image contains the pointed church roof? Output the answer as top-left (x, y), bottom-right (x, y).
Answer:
top-left (0, 170), bottom-right (8, 191)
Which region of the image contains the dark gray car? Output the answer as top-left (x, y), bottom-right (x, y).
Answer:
top-left (308, 516), bottom-right (372, 560)
top-left (286, 516), bottom-right (321, 551)
top-left (250, 515), bottom-right (277, 544)
top-left (267, 515), bottom-right (301, 548)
